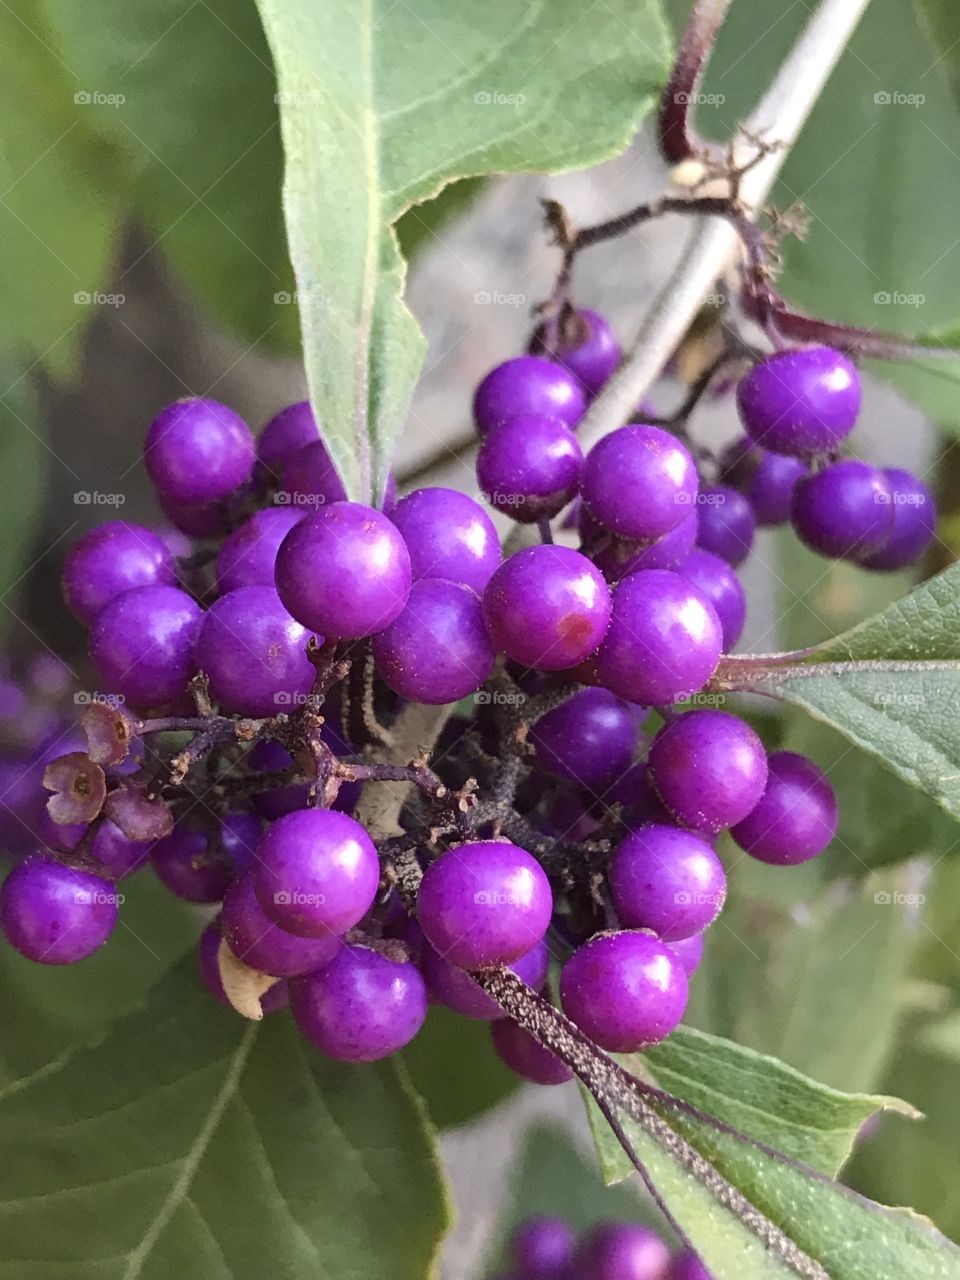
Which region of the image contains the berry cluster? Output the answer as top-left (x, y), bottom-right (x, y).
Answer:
top-left (0, 295), bottom-right (925, 1079)
top-left (490, 1212), bottom-right (710, 1280)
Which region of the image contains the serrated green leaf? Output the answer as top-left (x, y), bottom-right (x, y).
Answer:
top-left (40, 0), bottom-right (297, 351)
top-left (0, 956), bottom-right (451, 1279)
top-left (254, 0), bottom-right (672, 501)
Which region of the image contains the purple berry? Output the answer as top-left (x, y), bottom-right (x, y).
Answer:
top-left (279, 438), bottom-right (348, 510)
top-left (791, 460), bottom-right (894, 561)
top-left (62, 522), bottom-right (175, 625)
top-left (275, 502), bottom-right (412, 639)
top-left (473, 355), bottom-right (585, 436)
top-left (195, 586), bottom-right (317, 717)
top-left (253, 808), bottom-right (380, 938)
top-left (731, 750), bottom-right (837, 865)
top-left (858, 468), bottom-right (936, 570)
top-left (720, 437), bottom-right (807, 526)
top-left (145, 398), bottom-right (254, 503)
top-left (483, 546), bottom-right (612, 672)
top-left (595, 571), bottom-right (722, 706)
top-left (390, 486), bottom-right (501, 592)
top-left (198, 921), bottom-right (288, 1013)
top-left (581, 425), bottom-right (698, 540)
top-left (257, 400), bottom-right (321, 477)
top-left (575, 1221), bottom-right (672, 1280)
top-left (677, 549), bottom-right (746, 650)
top-left (91, 818), bottom-right (152, 879)
top-left (669, 1250), bottom-right (712, 1280)
top-left (648, 709), bottom-right (768, 834)
top-left (588, 514), bottom-right (698, 582)
top-left (373, 579), bottom-right (495, 705)
top-left (736, 346), bottom-right (861, 457)
top-left (89, 585), bottom-right (201, 709)
top-left (531, 688), bottom-right (637, 789)
top-left (560, 930), bottom-right (688, 1051)
top-left (217, 811), bottom-right (263, 877)
top-left (417, 840), bottom-right (553, 968)
top-left (605, 762), bottom-right (675, 827)
top-left (215, 508), bottom-right (303, 592)
top-left (511, 1214), bottom-right (577, 1278)
top-left (609, 824), bottom-right (726, 940)
top-left (156, 492), bottom-right (229, 541)
top-left (290, 943), bottom-right (427, 1061)
top-left (490, 1018), bottom-right (573, 1085)
top-left (422, 937), bottom-right (549, 1019)
top-left (477, 415), bottom-right (583, 523)
top-left (222, 873), bottom-right (341, 976)
top-left (0, 856), bottom-right (118, 964)
top-left (532, 308), bottom-right (621, 397)
top-left (696, 487), bottom-right (755, 567)
top-left (668, 932), bottom-right (705, 977)
top-left (151, 825), bottom-right (235, 902)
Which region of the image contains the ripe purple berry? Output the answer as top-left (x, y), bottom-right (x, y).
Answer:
top-left (473, 355), bottom-right (585, 436)
top-left (858, 467), bottom-right (936, 570)
top-left (197, 922), bottom-right (289, 1014)
top-left (575, 1221), bottom-right (672, 1280)
top-left (390, 486), bottom-right (501, 592)
top-left (581, 425), bottom-right (699, 540)
top-left (668, 931), bottom-right (705, 977)
top-left (275, 501), bottom-right (412, 639)
top-left (151, 824), bottom-right (235, 902)
top-left (89, 584), bottom-right (202, 709)
top-left (791, 459), bottom-right (894, 560)
top-left (737, 346), bottom-right (861, 457)
top-left (417, 840), bottom-right (553, 968)
top-left (373, 579), bottom-right (495, 704)
top-left (279, 438), bottom-right (348, 509)
top-left (477, 415), bottom-right (583, 523)
top-left (609, 824), bottom-right (726, 940)
top-left (253, 808), bottom-right (380, 938)
top-left (720, 436), bottom-right (807, 526)
top-left (530, 688), bottom-right (637, 789)
top-left (1, 856), bottom-right (118, 964)
top-left (595, 570), bottom-right (722, 706)
top-left (290, 943), bottom-right (427, 1061)
top-left (648, 709), bottom-right (768, 834)
top-left (669, 1249), bottom-right (712, 1280)
top-left (532, 308), bottom-right (621, 398)
top-left (490, 1018), bottom-right (573, 1085)
top-left (256, 400), bottom-right (322, 477)
top-left (677, 549), bottom-right (746, 650)
top-left (510, 1214), bottom-right (577, 1278)
top-left (195, 586), bottom-right (317, 718)
top-left (421, 937), bottom-right (548, 1020)
top-left (560, 930), bottom-right (688, 1051)
top-left (145, 398), bottom-right (255, 504)
top-left (483, 546), bottom-right (612, 672)
top-left (215, 507), bottom-right (303, 592)
top-left (222, 873), bottom-right (341, 977)
top-left (731, 750), bottom-right (838, 865)
top-left (62, 522), bottom-right (176, 625)
top-left (695, 487), bottom-right (755, 567)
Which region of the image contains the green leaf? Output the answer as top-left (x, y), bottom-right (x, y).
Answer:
top-left (395, 177), bottom-right (486, 262)
top-left (592, 1026), bottom-right (911, 1186)
top-left (402, 1004), bottom-right (519, 1129)
top-left (0, 957), bottom-right (451, 1279)
top-left (0, 371), bottom-right (47, 612)
top-left (254, 0), bottom-right (672, 501)
top-left (0, 3), bottom-right (118, 372)
top-left (40, 0), bottom-right (297, 351)
top-left (581, 1051), bottom-right (959, 1279)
